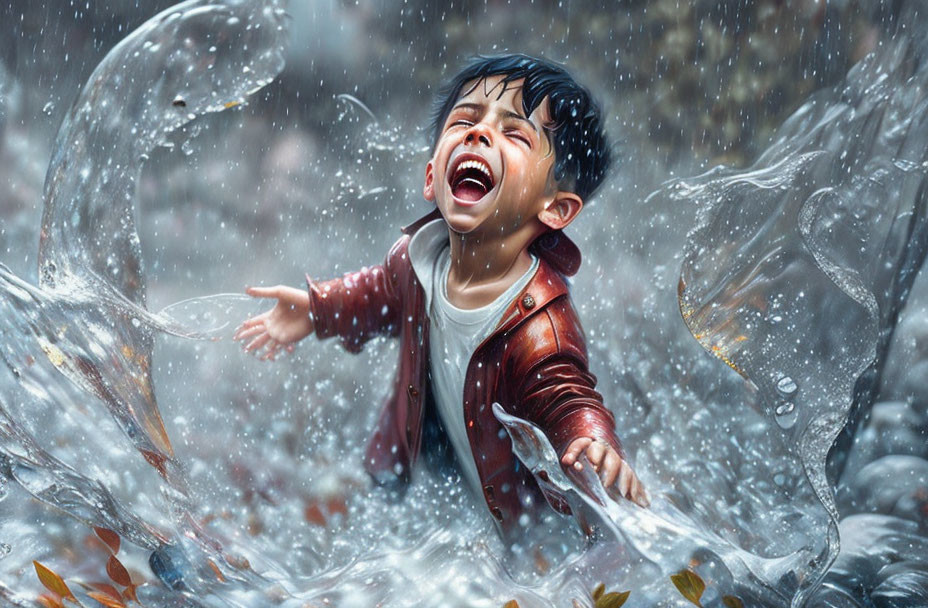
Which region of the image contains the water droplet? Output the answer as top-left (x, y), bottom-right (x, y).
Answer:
top-left (774, 401), bottom-right (798, 429)
top-left (131, 317), bottom-right (141, 328)
top-left (776, 376), bottom-right (797, 395)
top-left (42, 101), bottom-right (55, 115)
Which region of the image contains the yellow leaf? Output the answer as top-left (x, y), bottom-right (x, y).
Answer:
top-left (596, 591), bottom-right (631, 608)
top-left (87, 591), bottom-right (127, 608)
top-left (224, 101), bottom-right (240, 109)
top-left (33, 561), bottom-right (74, 600)
top-left (502, 601), bottom-right (520, 608)
top-left (722, 596), bottom-right (745, 608)
top-left (38, 339), bottom-right (65, 367)
top-left (670, 568), bottom-right (706, 607)
top-left (592, 583), bottom-right (605, 601)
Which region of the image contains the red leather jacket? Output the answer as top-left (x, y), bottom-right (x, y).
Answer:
top-left (306, 210), bottom-right (623, 537)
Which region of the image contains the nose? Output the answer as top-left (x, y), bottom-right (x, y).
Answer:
top-left (464, 124), bottom-right (492, 147)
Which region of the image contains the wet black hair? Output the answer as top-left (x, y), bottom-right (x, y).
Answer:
top-left (430, 54), bottom-right (611, 201)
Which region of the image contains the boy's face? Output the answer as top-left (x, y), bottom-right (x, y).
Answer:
top-left (424, 75), bottom-right (568, 237)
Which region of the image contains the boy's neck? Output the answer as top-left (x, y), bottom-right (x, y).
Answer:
top-left (444, 222), bottom-right (543, 310)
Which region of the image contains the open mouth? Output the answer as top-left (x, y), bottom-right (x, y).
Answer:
top-left (449, 156), bottom-right (495, 202)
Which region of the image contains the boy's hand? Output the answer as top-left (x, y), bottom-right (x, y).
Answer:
top-left (232, 285), bottom-right (313, 360)
top-left (562, 437), bottom-right (650, 508)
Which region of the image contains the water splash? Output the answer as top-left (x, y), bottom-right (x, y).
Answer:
top-left (676, 26), bottom-right (928, 607)
top-left (0, 0), bottom-right (290, 598)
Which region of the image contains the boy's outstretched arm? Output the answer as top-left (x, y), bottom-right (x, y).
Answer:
top-left (562, 437), bottom-right (649, 508)
top-left (233, 285), bottom-right (314, 360)
top-left (518, 352), bottom-right (650, 509)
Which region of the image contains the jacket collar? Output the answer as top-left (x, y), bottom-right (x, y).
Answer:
top-left (492, 259), bottom-right (569, 335)
top-left (400, 209), bottom-right (572, 337)
top-left (400, 209), bottom-right (582, 277)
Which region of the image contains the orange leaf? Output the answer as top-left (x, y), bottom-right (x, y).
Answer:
top-left (87, 591), bottom-right (126, 608)
top-left (93, 527), bottom-right (121, 555)
top-left (86, 582), bottom-right (122, 601)
top-left (326, 496), bottom-right (348, 517)
top-left (207, 559), bottom-right (227, 583)
top-left (36, 594), bottom-right (64, 608)
top-left (122, 584), bottom-right (139, 604)
top-left (304, 501), bottom-right (326, 526)
top-left (503, 601), bottom-right (520, 608)
top-left (33, 561), bottom-right (74, 600)
top-left (106, 555), bottom-right (132, 587)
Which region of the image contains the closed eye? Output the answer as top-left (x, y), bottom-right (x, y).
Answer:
top-left (506, 130), bottom-right (532, 147)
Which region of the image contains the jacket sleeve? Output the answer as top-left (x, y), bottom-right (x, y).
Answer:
top-left (305, 237), bottom-right (406, 353)
top-left (517, 353), bottom-right (625, 461)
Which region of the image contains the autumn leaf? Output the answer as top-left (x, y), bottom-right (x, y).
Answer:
top-left (722, 595), bottom-right (745, 608)
top-left (93, 527), bottom-right (120, 555)
top-left (600, 591), bottom-right (631, 608)
top-left (106, 555), bottom-right (132, 587)
top-left (36, 594), bottom-right (64, 608)
top-left (670, 569), bottom-right (706, 607)
top-left (502, 601), bottom-right (519, 608)
top-left (207, 559), bottom-right (227, 583)
top-left (33, 561), bottom-right (74, 600)
top-left (87, 591), bottom-right (127, 608)
top-left (85, 582), bottom-right (122, 600)
top-left (304, 501), bottom-right (326, 526)
top-left (122, 583), bottom-right (139, 604)
top-left (592, 583), bottom-right (605, 601)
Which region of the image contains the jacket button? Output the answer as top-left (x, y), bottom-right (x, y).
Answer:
top-left (491, 507), bottom-right (503, 522)
top-left (521, 294), bottom-right (535, 309)
top-left (483, 485), bottom-right (495, 500)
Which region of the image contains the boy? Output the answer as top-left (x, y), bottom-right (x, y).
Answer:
top-left (233, 55), bottom-right (648, 540)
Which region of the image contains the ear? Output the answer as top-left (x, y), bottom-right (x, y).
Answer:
top-left (538, 191), bottom-right (583, 230)
top-left (423, 161), bottom-right (435, 201)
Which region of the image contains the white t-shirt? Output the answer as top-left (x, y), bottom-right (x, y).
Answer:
top-left (407, 218), bottom-right (539, 497)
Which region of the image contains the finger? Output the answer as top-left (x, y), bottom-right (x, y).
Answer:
top-left (245, 333), bottom-right (271, 353)
top-left (642, 488), bottom-right (651, 508)
top-left (601, 450), bottom-right (622, 488)
top-left (233, 324), bottom-right (265, 342)
top-left (586, 441), bottom-right (606, 471)
top-left (245, 286), bottom-right (282, 299)
top-left (618, 462), bottom-right (633, 499)
top-left (561, 437), bottom-right (593, 466)
top-left (233, 314), bottom-right (268, 336)
top-left (262, 342), bottom-right (281, 361)
top-left (635, 482), bottom-right (651, 508)
top-left (634, 479), bottom-right (650, 508)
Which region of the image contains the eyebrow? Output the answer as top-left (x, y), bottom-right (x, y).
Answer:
top-left (449, 102), bottom-right (537, 132)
